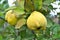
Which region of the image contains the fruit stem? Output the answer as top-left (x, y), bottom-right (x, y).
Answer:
top-left (32, 31), bottom-right (36, 40)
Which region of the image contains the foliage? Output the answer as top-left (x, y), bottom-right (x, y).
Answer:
top-left (0, 0), bottom-right (60, 40)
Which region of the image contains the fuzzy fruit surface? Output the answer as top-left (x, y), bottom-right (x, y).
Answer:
top-left (27, 11), bottom-right (47, 30)
top-left (5, 10), bottom-right (17, 25)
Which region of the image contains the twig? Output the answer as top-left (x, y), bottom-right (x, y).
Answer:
top-left (0, 17), bottom-right (7, 22)
top-left (32, 31), bottom-right (36, 40)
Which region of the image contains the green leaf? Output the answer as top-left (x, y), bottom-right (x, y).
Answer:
top-left (42, 0), bottom-right (55, 12)
top-left (14, 0), bottom-right (25, 17)
top-left (14, 7), bottom-right (25, 17)
top-left (0, 12), bottom-right (3, 16)
top-left (16, 0), bottom-right (24, 9)
top-left (0, 0), bottom-right (9, 11)
top-left (48, 5), bottom-right (53, 10)
top-left (24, 0), bottom-right (35, 12)
top-left (9, 38), bottom-right (14, 40)
top-left (0, 19), bottom-right (4, 27)
top-left (5, 25), bottom-right (15, 34)
top-left (33, 0), bottom-right (42, 10)
top-left (43, 0), bottom-right (54, 5)
top-left (15, 36), bottom-right (21, 40)
top-left (19, 29), bottom-right (34, 40)
top-left (0, 35), bottom-right (3, 40)
top-left (58, 2), bottom-right (60, 5)
top-left (15, 18), bottom-right (26, 29)
top-left (5, 6), bottom-right (16, 12)
top-left (25, 29), bottom-right (35, 39)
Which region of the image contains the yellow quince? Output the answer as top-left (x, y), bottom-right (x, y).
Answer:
top-left (27, 11), bottom-right (47, 31)
top-left (5, 10), bottom-right (18, 25)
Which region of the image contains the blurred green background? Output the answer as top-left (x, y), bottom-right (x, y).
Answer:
top-left (0, 0), bottom-right (60, 40)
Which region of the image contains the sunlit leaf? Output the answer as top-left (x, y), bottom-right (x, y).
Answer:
top-left (15, 18), bottom-right (26, 29)
top-left (16, 0), bottom-right (24, 9)
top-left (5, 6), bottom-right (16, 12)
top-left (0, 35), bottom-right (3, 40)
top-left (14, 7), bottom-right (25, 17)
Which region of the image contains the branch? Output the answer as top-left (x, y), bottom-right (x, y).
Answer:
top-left (32, 31), bottom-right (36, 40)
top-left (0, 17), bottom-right (7, 22)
